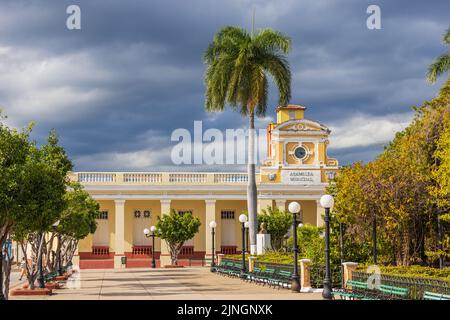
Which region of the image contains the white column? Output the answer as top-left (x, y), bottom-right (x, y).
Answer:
top-left (205, 200), bottom-right (216, 259)
top-left (114, 199), bottom-right (126, 268)
top-left (316, 199), bottom-right (325, 227)
top-left (159, 200), bottom-right (171, 266)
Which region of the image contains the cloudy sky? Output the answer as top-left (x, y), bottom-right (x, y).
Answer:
top-left (0, 0), bottom-right (448, 171)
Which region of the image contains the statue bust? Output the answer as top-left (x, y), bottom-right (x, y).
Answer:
top-left (259, 222), bottom-right (268, 234)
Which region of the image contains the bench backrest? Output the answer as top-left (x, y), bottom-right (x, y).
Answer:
top-left (278, 270), bottom-right (292, 277)
top-left (346, 280), bottom-right (369, 290)
top-left (379, 284), bottom-right (408, 297)
top-left (423, 291), bottom-right (450, 300)
top-left (264, 268), bottom-right (275, 274)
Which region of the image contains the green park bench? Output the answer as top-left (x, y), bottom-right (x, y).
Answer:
top-left (215, 260), bottom-right (227, 275)
top-left (333, 280), bottom-right (409, 300)
top-left (44, 271), bottom-right (58, 282)
top-left (230, 263), bottom-right (244, 277)
top-left (218, 261), bottom-right (241, 277)
top-left (423, 291), bottom-right (450, 300)
top-left (272, 270), bottom-right (292, 289)
top-left (258, 267), bottom-right (276, 286)
top-left (332, 280), bottom-right (368, 300)
top-left (378, 284), bottom-right (409, 299)
top-left (246, 266), bottom-right (262, 283)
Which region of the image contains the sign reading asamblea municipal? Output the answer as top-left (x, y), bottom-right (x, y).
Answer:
top-left (281, 170), bottom-right (321, 185)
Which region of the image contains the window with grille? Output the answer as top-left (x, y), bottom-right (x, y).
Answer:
top-left (178, 210), bottom-right (193, 216)
top-left (134, 209), bottom-right (151, 218)
top-left (221, 210), bottom-right (235, 220)
top-left (97, 211), bottom-right (108, 220)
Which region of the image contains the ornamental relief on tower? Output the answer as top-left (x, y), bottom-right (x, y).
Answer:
top-left (278, 121), bottom-right (324, 132)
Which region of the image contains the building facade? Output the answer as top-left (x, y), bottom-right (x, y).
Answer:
top-left (71, 105), bottom-right (339, 269)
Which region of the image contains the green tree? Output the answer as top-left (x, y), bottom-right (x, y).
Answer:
top-left (329, 79), bottom-right (450, 267)
top-left (204, 26), bottom-right (292, 254)
top-left (0, 118), bottom-right (33, 299)
top-left (427, 26), bottom-right (450, 84)
top-left (156, 209), bottom-right (201, 265)
top-left (258, 206), bottom-right (292, 250)
top-left (14, 131), bottom-right (73, 289)
top-left (47, 182), bottom-right (99, 273)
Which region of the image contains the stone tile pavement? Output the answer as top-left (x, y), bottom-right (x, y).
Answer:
top-left (10, 267), bottom-right (323, 300)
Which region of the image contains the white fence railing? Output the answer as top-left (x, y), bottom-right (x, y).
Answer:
top-left (78, 173), bottom-right (116, 183)
top-left (123, 173), bottom-right (162, 183)
top-left (74, 172), bottom-right (255, 184)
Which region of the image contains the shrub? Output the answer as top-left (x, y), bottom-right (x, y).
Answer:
top-left (258, 206), bottom-right (292, 250)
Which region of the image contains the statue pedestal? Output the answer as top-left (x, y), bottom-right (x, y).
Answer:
top-left (257, 234), bottom-right (272, 255)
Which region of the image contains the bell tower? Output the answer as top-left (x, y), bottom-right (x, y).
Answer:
top-left (261, 104), bottom-right (338, 185)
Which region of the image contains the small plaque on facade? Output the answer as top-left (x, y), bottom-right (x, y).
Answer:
top-left (281, 170), bottom-right (321, 185)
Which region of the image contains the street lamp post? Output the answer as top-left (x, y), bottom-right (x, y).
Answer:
top-left (320, 194), bottom-right (334, 300)
top-left (288, 202), bottom-right (301, 292)
top-left (238, 214), bottom-right (248, 279)
top-left (144, 226), bottom-right (157, 268)
top-left (209, 221), bottom-right (217, 272)
top-left (244, 221), bottom-right (249, 253)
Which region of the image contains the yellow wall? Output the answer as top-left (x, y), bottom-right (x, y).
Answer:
top-left (171, 200), bottom-right (206, 251)
top-left (303, 142), bottom-right (315, 165)
top-left (78, 200), bottom-right (115, 253)
top-left (78, 234), bottom-right (93, 252)
top-left (276, 109), bottom-right (304, 123)
top-left (215, 200), bottom-right (248, 249)
top-left (124, 200), bottom-right (161, 252)
top-left (286, 200), bottom-right (317, 226)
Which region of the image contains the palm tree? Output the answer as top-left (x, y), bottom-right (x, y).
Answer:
top-left (203, 26), bottom-right (291, 254)
top-left (427, 26), bottom-right (450, 83)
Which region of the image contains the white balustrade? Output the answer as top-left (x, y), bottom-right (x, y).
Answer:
top-left (75, 172), bottom-right (258, 184)
top-left (169, 173), bottom-right (207, 183)
top-left (123, 173), bottom-right (162, 183)
top-left (214, 173), bottom-right (248, 183)
top-left (78, 173), bottom-right (116, 183)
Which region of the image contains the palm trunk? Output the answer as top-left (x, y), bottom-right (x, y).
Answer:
top-left (247, 111), bottom-right (258, 255)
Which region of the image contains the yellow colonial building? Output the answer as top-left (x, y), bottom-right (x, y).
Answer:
top-left (70, 105), bottom-right (338, 269)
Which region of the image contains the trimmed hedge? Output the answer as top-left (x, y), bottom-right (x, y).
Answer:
top-left (225, 253), bottom-right (450, 281)
top-left (224, 252), bottom-right (297, 264)
top-left (357, 264), bottom-right (450, 281)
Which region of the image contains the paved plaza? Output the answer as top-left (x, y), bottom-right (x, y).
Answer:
top-left (10, 267), bottom-right (322, 300)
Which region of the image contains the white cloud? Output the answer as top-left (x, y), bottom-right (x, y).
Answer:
top-left (328, 112), bottom-right (413, 149)
top-left (74, 147), bottom-right (173, 171)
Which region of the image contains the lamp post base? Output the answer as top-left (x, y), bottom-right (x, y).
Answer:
top-left (240, 270), bottom-right (247, 279)
top-left (291, 276), bottom-right (301, 292)
top-left (210, 266), bottom-right (216, 273)
top-left (151, 260), bottom-right (156, 269)
top-left (322, 280), bottom-right (333, 300)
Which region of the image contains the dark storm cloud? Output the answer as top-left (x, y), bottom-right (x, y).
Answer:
top-left (0, 0), bottom-right (448, 170)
